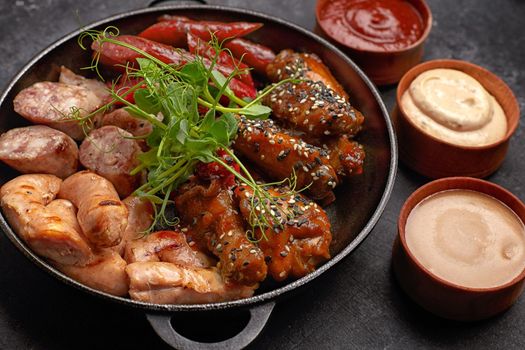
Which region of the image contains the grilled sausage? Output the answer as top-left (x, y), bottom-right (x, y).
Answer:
top-left (79, 126), bottom-right (143, 198)
top-left (59, 66), bottom-right (110, 101)
top-left (175, 179), bottom-right (267, 286)
top-left (233, 116), bottom-right (338, 202)
top-left (0, 174), bottom-right (93, 266)
top-left (235, 185), bottom-right (331, 281)
top-left (59, 171), bottom-right (128, 248)
top-left (0, 125), bottom-right (78, 178)
top-left (100, 108), bottom-right (153, 138)
top-left (127, 262), bottom-right (254, 304)
top-left (54, 250), bottom-right (129, 296)
top-left (124, 230), bottom-right (212, 268)
top-left (267, 49), bottom-right (348, 99)
top-left (13, 81), bottom-right (102, 140)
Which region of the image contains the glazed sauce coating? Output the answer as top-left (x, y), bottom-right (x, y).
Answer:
top-left (318, 0), bottom-right (424, 51)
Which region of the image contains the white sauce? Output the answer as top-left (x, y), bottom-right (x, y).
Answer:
top-left (401, 69), bottom-right (507, 146)
top-left (405, 190), bottom-right (525, 289)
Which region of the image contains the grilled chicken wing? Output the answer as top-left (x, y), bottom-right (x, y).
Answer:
top-left (0, 125), bottom-right (78, 178)
top-left (267, 49), bottom-right (348, 99)
top-left (59, 171), bottom-right (128, 248)
top-left (0, 174), bottom-right (93, 266)
top-left (233, 116), bottom-right (338, 202)
top-left (262, 80), bottom-right (363, 138)
top-left (234, 185), bottom-right (331, 281)
top-left (13, 81), bottom-right (101, 140)
top-left (124, 230), bottom-right (212, 268)
top-left (175, 179), bottom-right (267, 285)
top-left (54, 250), bottom-right (129, 296)
top-left (79, 126), bottom-right (143, 198)
top-left (264, 50), bottom-right (364, 138)
top-left (126, 262), bottom-right (254, 304)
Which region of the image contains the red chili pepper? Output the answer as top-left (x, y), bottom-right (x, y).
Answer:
top-left (223, 38), bottom-right (276, 75)
top-left (195, 148), bottom-right (240, 188)
top-left (187, 31), bottom-right (254, 87)
top-left (92, 35), bottom-right (256, 100)
top-left (139, 18), bottom-right (263, 47)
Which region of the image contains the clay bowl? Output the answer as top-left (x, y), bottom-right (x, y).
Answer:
top-left (393, 59), bottom-right (520, 179)
top-left (392, 177), bottom-right (525, 321)
top-left (315, 0), bottom-right (432, 85)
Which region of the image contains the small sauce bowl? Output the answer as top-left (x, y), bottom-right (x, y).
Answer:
top-left (315, 0), bottom-right (432, 85)
top-left (393, 59), bottom-right (520, 179)
top-left (392, 177), bottom-right (525, 321)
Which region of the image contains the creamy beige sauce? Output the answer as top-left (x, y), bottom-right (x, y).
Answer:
top-left (401, 68), bottom-right (507, 146)
top-left (405, 190), bottom-right (525, 289)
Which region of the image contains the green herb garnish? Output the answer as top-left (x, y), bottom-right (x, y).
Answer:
top-left (73, 27), bottom-right (302, 240)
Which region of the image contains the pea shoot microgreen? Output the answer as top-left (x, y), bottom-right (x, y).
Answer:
top-left (73, 26), bottom-right (303, 240)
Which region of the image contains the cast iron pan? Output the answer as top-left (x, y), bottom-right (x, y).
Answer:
top-left (0, 1), bottom-right (397, 349)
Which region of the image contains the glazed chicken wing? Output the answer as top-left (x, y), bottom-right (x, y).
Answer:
top-left (267, 49), bottom-right (348, 99)
top-left (175, 179), bottom-right (267, 285)
top-left (264, 50), bottom-right (364, 138)
top-left (234, 185), bottom-right (331, 281)
top-left (233, 116), bottom-right (338, 202)
top-left (0, 174), bottom-right (93, 266)
top-left (126, 262), bottom-right (254, 304)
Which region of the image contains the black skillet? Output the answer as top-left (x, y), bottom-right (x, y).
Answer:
top-left (0, 2), bottom-right (397, 349)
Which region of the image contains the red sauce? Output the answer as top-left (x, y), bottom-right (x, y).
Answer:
top-left (318, 0), bottom-right (424, 51)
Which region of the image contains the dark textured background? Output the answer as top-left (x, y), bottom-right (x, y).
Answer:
top-left (0, 0), bottom-right (524, 349)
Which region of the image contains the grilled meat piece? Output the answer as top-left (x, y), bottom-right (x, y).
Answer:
top-left (0, 125), bottom-right (79, 179)
top-left (234, 185), bottom-right (332, 281)
top-left (13, 81), bottom-right (101, 140)
top-left (0, 174), bottom-right (93, 266)
top-left (265, 50), bottom-right (364, 138)
top-left (79, 126), bottom-right (143, 198)
top-left (175, 179), bottom-right (267, 286)
top-left (54, 250), bottom-right (129, 296)
top-left (59, 171), bottom-right (128, 248)
top-left (233, 116), bottom-right (338, 202)
top-left (262, 80), bottom-right (363, 138)
top-left (124, 230), bottom-right (212, 268)
top-left (126, 262), bottom-right (254, 304)
top-left (267, 49), bottom-right (348, 99)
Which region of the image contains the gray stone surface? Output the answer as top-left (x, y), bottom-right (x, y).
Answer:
top-left (0, 0), bottom-right (524, 349)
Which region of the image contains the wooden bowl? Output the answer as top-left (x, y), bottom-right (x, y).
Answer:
top-left (393, 59), bottom-right (520, 179)
top-left (315, 0), bottom-right (432, 85)
top-left (392, 177), bottom-right (525, 321)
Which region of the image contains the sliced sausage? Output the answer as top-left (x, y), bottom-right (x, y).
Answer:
top-left (59, 66), bottom-right (110, 101)
top-left (79, 126), bottom-right (142, 198)
top-left (59, 171), bottom-right (128, 248)
top-left (100, 108), bottom-right (153, 138)
top-left (0, 174), bottom-right (93, 266)
top-left (0, 125), bottom-right (78, 178)
top-left (13, 81), bottom-right (101, 140)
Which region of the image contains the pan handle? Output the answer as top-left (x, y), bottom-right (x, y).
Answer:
top-left (146, 301), bottom-right (275, 350)
top-left (149, 0), bottom-right (207, 7)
